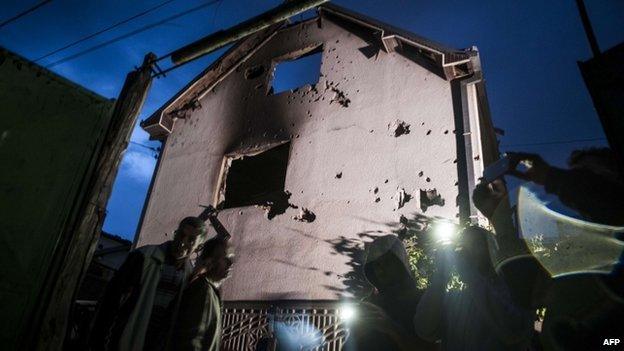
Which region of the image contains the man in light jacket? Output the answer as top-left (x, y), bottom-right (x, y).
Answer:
top-left (89, 217), bottom-right (206, 351)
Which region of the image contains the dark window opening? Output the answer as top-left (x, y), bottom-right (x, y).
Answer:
top-left (220, 142), bottom-right (290, 209)
top-left (270, 48), bottom-right (322, 94)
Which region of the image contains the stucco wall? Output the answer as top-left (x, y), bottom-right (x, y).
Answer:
top-left (138, 18), bottom-right (473, 300)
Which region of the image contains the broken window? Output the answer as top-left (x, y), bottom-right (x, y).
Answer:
top-left (218, 142), bottom-right (290, 209)
top-left (270, 47), bottom-right (322, 94)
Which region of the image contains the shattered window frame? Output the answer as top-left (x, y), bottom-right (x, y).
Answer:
top-left (268, 44), bottom-right (324, 95)
top-left (215, 141), bottom-right (291, 210)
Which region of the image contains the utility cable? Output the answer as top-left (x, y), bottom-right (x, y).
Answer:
top-left (130, 141), bottom-right (160, 152)
top-left (0, 0), bottom-right (52, 29)
top-left (46, 0), bottom-right (220, 68)
top-left (34, 0), bottom-right (177, 62)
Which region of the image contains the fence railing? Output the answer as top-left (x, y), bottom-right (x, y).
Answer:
top-left (221, 301), bottom-right (349, 351)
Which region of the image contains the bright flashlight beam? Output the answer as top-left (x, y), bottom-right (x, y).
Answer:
top-left (434, 222), bottom-right (457, 245)
top-left (338, 305), bottom-right (356, 321)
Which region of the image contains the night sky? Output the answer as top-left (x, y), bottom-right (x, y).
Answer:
top-left (2, 0), bottom-right (623, 240)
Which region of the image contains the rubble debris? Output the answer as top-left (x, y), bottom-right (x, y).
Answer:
top-left (293, 208), bottom-right (316, 222)
top-left (259, 191), bottom-right (297, 220)
top-left (335, 172), bottom-right (343, 179)
top-left (420, 189), bottom-right (445, 212)
top-left (388, 120), bottom-right (411, 137)
top-left (395, 188), bottom-right (412, 209)
top-left (329, 87), bottom-right (351, 107)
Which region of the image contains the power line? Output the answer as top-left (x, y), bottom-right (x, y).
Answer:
top-left (35, 0), bottom-right (177, 62)
top-left (500, 137), bottom-right (606, 148)
top-left (0, 0), bottom-right (52, 29)
top-left (46, 0), bottom-right (221, 68)
top-left (130, 141), bottom-right (160, 153)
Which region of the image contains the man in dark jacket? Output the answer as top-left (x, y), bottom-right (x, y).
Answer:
top-left (167, 236), bottom-right (233, 351)
top-left (89, 217), bottom-right (206, 351)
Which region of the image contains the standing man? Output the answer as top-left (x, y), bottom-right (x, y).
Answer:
top-left (89, 217), bottom-right (206, 351)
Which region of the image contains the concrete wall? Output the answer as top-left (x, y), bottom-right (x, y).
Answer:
top-left (138, 18), bottom-right (477, 301)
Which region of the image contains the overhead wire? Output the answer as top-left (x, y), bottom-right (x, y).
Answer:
top-left (46, 0), bottom-right (221, 68)
top-left (34, 0), bottom-right (178, 62)
top-left (0, 0), bottom-right (52, 29)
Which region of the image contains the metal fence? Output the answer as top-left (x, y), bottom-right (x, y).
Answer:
top-left (221, 301), bottom-right (349, 351)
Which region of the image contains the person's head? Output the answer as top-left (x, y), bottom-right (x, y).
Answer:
top-left (195, 237), bottom-right (233, 283)
top-left (364, 235), bottom-right (414, 293)
top-left (170, 216), bottom-right (206, 260)
top-left (568, 147), bottom-right (623, 185)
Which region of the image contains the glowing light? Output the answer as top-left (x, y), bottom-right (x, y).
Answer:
top-left (433, 221), bottom-right (457, 245)
top-left (338, 305), bottom-right (356, 321)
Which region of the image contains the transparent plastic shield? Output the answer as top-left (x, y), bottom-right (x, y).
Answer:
top-left (516, 184), bottom-right (624, 277)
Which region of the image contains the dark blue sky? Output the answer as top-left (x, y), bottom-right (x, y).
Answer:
top-left (2, 0), bottom-right (623, 240)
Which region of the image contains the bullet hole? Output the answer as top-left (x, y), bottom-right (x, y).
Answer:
top-left (239, 211), bottom-right (243, 215)
top-left (375, 197), bottom-right (381, 203)
top-left (418, 171), bottom-right (424, 177)
top-left (426, 130), bottom-right (432, 135)
top-left (292, 208), bottom-right (316, 222)
top-left (373, 187), bottom-right (379, 194)
top-left (369, 129), bottom-right (374, 133)
top-left (347, 200), bottom-right (350, 204)
top-left (335, 39), bottom-right (340, 43)
top-left (474, 155), bottom-right (480, 160)
top-left (384, 179), bottom-right (389, 183)
top-left (444, 130), bottom-right (449, 134)
top-left (453, 159), bottom-right (458, 164)
top-left (245, 65), bottom-right (265, 79)
top-left (426, 177), bottom-right (431, 182)
top-left (420, 189), bottom-right (445, 212)
top-left (329, 87), bottom-right (350, 107)
top-left (454, 181), bottom-right (459, 186)
top-left (421, 122), bottom-right (425, 126)
top-left (388, 120), bottom-right (411, 137)
top-left (335, 172), bottom-right (343, 179)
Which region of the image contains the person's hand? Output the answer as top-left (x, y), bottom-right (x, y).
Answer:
top-left (505, 152), bottom-right (551, 185)
top-left (472, 179), bottom-right (507, 220)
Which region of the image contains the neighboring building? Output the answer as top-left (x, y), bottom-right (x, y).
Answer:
top-left (0, 48), bottom-right (115, 349)
top-left (139, 4), bottom-right (498, 349)
top-left (67, 232), bottom-right (131, 350)
top-left (76, 232), bottom-right (132, 301)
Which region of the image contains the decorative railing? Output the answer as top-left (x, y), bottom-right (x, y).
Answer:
top-left (221, 301), bottom-right (349, 351)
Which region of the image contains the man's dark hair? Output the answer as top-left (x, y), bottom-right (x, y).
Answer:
top-left (178, 216), bottom-right (207, 235)
top-left (198, 237), bottom-right (227, 260)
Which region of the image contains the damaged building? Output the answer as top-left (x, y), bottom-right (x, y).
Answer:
top-left (138, 4), bottom-right (498, 349)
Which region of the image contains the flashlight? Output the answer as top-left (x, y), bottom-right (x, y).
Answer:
top-left (338, 305), bottom-right (356, 322)
top-left (432, 221), bottom-right (458, 245)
